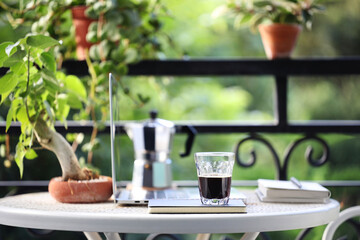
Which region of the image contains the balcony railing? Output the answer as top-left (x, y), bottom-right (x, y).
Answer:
top-left (1, 58), bottom-right (360, 181)
top-left (3, 58), bottom-right (360, 134)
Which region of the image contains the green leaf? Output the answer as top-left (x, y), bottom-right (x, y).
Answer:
top-left (234, 14), bottom-right (252, 29)
top-left (99, 40), bottom-right (112, 58)
top-left (99, 61), bottom-right (114, 74)
top-left (5, 41), bottom-right (20, 56)
top-left (16, 105), bottom-right (29, 125)
top-left (55, 71), bottom-right (66, 80)
top-left (3, 50), bottom-right (26, 67)
top-left (22, 136), bottom-right (32, 146)
top-left (66, 93), bottom-right (83, 109)
top-left (6, 104), bottom-right (14, 132)
top-left (123, 9), bottom-right (141, 27)
top-left (26, 35), bottom-right (60, 49)
top-left (0, 42), bottom-right (13, 67)
top-left (250, 13), bottom-right (266, 30)
top-left (43, 100), bottom-right (54, 122)
top-left (0, 72), bottom-right (18, 94)
top-left (115, 64), bottom-right (128, 76)
top-left (253, 1), bottom-right (272, 8)
top-left (86, 30), bottom-right (98, 43)
top-left (124, 48), bottom-right (138, 63)
top-left (10, 61), bottom-right (27, 76)
top-left (64, 75), bottom-right (87, 100)
top-left (89, 45), bottom-right (101, 61)
top-left (15, 142), bottom-right (25, 178)
top-left (40, 52), bottom-right (56, 72)
top-left (25, 149), bottom-right (38, 160)
top-left (6, 98), bottom-right (22, 131)
top-left (240, 14), bottom-right (253, 24)
top-left (105, 10), bottom-right (123, 25)
top-left (56, 93), bottom-right (70, 121)
top-left (1, 91), bottom-right (11, 104)
top-left (41, 68), bottom-right (60, 92)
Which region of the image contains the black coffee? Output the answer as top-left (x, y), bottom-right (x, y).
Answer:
top-left (198, 175), bottom-right (231, 199)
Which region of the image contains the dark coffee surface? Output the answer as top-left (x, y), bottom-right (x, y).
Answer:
top-left (198, 176), bottom-right (231, 199)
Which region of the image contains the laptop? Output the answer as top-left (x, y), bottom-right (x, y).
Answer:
top-left (115, 187), bottom-right (198, 205)
top-left (115, 186), bottom-right (246, 205)
top-left (109, 73), bottom-right (247, 205)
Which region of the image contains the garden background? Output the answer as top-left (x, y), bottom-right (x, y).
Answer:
top-left (0, 0), bottom-right (360, 239)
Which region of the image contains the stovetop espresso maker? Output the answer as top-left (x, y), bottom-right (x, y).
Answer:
top-left (125, 110), bottom-right (196, 190)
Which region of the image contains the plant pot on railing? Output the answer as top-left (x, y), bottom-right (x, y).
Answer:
top-left (71, 6), bottom-right (96, 60)
top-left (259, 24), bottom-right (302, 59)
top-left (215, 0), bottom-right (324, 60)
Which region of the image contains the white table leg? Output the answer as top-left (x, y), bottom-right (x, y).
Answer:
top-left (104, 232), bottom-right (122, 240)
top-left (196, 233), bottom-right (211, 240)
top-left (84, 232), bottom-right (102, 240)
top-left (240, 232), bottom-right (259, 240)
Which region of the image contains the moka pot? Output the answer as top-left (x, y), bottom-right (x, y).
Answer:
top-left (125, 111), bottom-right (176, 189)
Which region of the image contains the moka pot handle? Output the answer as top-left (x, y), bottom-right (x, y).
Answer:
top-left (179, 125), bottom-right (197, 158)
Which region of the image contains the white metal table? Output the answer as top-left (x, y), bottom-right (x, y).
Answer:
top-left (0, 190), bottom-right (339, 240)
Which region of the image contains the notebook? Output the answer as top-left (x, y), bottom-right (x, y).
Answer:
top-left (148, 199), bottom-right (246, 214)
top-left (256, 179), bottom-right (331, 203)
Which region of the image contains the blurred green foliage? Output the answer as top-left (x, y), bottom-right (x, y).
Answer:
top-left (1, 0), bottom-right (360, 239)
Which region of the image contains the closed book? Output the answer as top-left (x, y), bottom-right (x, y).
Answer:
top-left (255, 189), bottom-right (329, 203)
top-left (148, 199), bottom-right (246, 214)
top-left (256, 179), bottom-right (331, 203)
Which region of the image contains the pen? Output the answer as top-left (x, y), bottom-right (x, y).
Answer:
top-left (290, 177), bottom-right (302, 189)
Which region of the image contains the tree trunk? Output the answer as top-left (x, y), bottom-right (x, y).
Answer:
top-left (34, 118), bottom-right (88, 181)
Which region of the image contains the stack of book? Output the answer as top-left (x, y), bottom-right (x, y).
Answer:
top-left (256, 178), bottom-right (331, 203)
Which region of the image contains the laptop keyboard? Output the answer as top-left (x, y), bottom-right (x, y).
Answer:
top-left (164, 189), bottom-right (188, 199)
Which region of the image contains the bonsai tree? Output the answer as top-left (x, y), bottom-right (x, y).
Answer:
top-left (0, 34), bottom-right (94, 181)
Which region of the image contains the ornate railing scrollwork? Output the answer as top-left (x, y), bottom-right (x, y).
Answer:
top-left (282, 135), bottom-right (330, 180)
top-left (234, 134), bottom-right (330, 180)
top-left (234, 134), bottom-right (282, 179)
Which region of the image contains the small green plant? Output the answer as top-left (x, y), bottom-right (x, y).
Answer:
top-left (213, 0), bottom-right (326, 31)
top-left (0, 34), bottom-right (96, 180)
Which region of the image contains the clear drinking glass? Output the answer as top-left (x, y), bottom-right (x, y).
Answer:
top-left (194, 152), bottom-right (235, 205)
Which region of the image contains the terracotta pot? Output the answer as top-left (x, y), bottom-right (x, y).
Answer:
top-left (71, 6), bottom-right (96, 60)
top-left (49, 176), bottom-right (113, 203)
top-left (258, 23), bottom-right (302, 59)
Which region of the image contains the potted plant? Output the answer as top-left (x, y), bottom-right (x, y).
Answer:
top-left (0, 35), bottom-right (112, 203)
top-left (71, 3), bottom-right (97, 60)
top-left (214, 0), bottom-right (325, 59)
top-left (1, 0), bottom-right (171, 166)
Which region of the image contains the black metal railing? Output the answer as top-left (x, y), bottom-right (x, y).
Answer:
top-left (3, 58), bottom-right (360, 135)
top-left (2, 58), bottom-right (360, 179)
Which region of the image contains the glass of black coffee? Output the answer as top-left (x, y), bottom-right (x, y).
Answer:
top-left (194, 152), bottom-right (235, 205)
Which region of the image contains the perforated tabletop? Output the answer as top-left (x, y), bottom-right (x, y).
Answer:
top-left (0, 190), bottom-right (339, 234)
